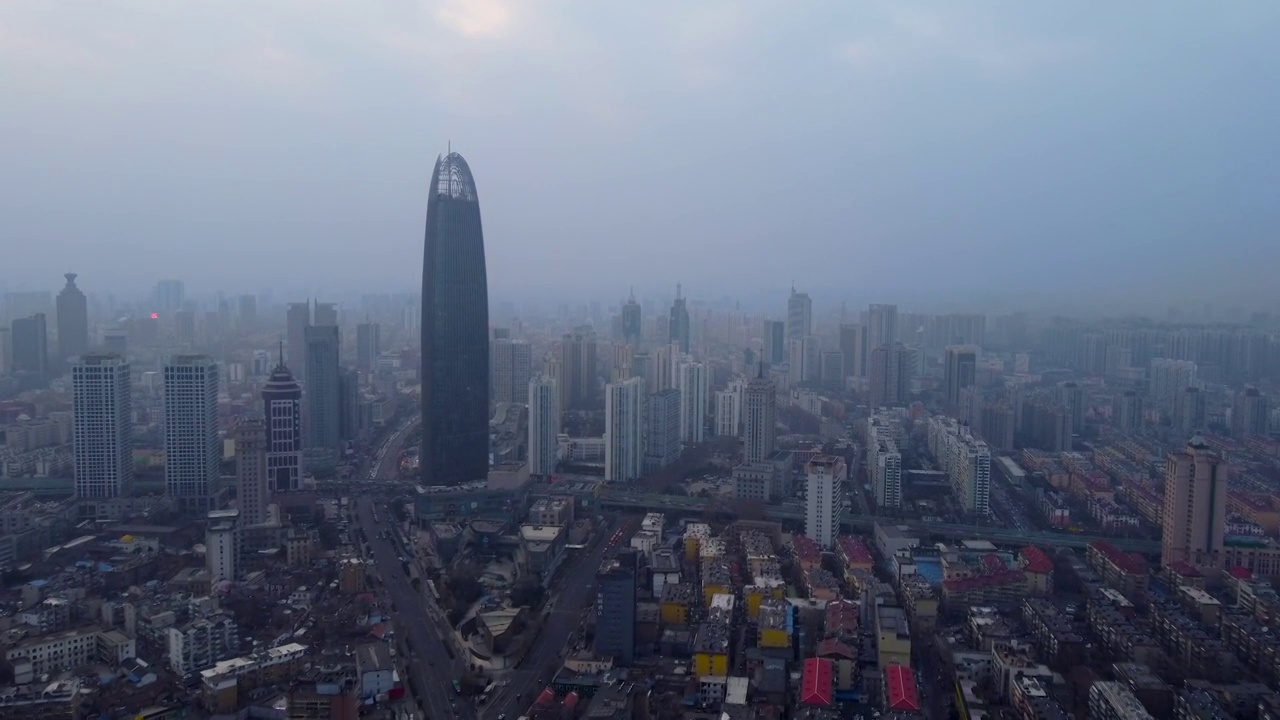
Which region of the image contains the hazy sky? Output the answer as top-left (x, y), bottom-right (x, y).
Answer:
top-left (3, 2), bottom-right (1279, 311)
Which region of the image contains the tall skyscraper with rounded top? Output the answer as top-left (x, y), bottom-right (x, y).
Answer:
top-left (56, 273), bottom-right (89, 372)
top-left (421, 152), bottom-right (490, 486)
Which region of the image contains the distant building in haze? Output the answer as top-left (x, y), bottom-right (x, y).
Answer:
top-left (786, 287), bottom-right (812, 342)
top-left (235, 418), bottom-right (270, 526)
top-left (56, 273), bottom-right (89, 372)
top-left (304, 325), bottom-right (341, 457)
top-left (527, 376), bottom-right (560, 477)
top-left (669, 285), bottom-right (690, 354)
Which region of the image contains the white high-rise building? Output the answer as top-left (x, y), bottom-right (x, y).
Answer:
top-left (742, 373), bottom-right (777, 463)
top-left (926, 416), bottom-right (991, 516)
top-left (528, 375), bottom-right (560, 477)
top-left (165, 355), bottom-right (221, 514)
top-left (868, 303), bottom-right (899, 349)
top-left (805, 455), bottom-right (846, 549)
top-left (786, 288), bottom-right (813, 342)
top-left (206, 509), bottom-right (239, 584)
top-left (1150, 358), bottom-right (1198, 419)
top-left (715, 387), bottom-right (742, 438)
top-left (677, 361), bottom-right (708, 444)
top-left (605, 377), bottom-right (644, 482)
top-left (72, 354), bottom-right (133, 503)
top-left (492, 339), bottom-right (533, 405)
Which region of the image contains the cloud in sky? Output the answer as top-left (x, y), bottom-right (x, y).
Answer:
top-left (2, 1), bottom-right (1279, 312)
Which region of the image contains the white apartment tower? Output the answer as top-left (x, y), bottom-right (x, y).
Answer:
top-left (206, 509), bottom-right (239, 584)
top-left (805, 455), bottom-right (846, 549)
top-left (715, 388), bottom-right (742, 438)
top-left (72, 354), bottom-right (133, 502)
top-left (677, 361), bottom-right (708, 444)
top-left (605, 377), bottom-right (644, 482)
top-left (528, 375), bottom-right (560, 477)
top-left (742, 371), bottom-right (777, 463)
top-left (491, 338), bottom-right (533, 405)
top-left (164, 355), bottom-right (220, 514)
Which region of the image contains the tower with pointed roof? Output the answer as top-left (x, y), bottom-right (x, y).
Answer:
top-left (262, 348), bottom-right (303, 492)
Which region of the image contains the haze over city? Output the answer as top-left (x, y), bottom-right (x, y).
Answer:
top-left (4, 2), bottom-right (1280, 313)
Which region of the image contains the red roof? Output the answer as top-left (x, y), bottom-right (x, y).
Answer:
top-left (793, 535), bottom-right (822, 562)
top-left (536, 687), bottom-right (556, 706)
top-left (1167, 560), bottom-right (1202, 578)
top-left (815, 638), bottom-right (856, 660)
top-left (885, 664), bottom-right (920, 712)
top-left (980, 553), bottom-right (1005, 573)
top-left (564, 692), bottom-right (579, 709)
top-left (1229, 566), bottom-right (1253, 579)
top-left (837, 536), bottom-right (874, 565)
top-left (1020, 546), bottom-right (1053, 574)
top-left (800, 657), bottom-right (834, 707)
top-left (825, 599), bottom-right (859, 637)
top-left (1089, 540), bottom-right (1147, 575)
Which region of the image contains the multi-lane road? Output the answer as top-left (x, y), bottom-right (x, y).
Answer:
top-left (484, 514), bottom-right (633, 720)
top-left (358, 496), bottom-right (471, 720)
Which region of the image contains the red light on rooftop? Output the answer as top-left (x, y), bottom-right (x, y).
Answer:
top-left (150, 312), bottom-right (159, 319)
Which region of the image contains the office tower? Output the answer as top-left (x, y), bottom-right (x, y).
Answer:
top-left (262, 354), bottom-right (303, 492)
top-left (164, 355), bottom-right (220, 513)
top-left (338, 368), bottom-right (361, 441)
top-left (805, 455), bottom-right (846, 548)
top-left (607, 341), bottom-right (633, 383)
top-left (1233, 387), bottom-right (1270, 438)
top-left (1176, 386), bottom-right (1205, 435)
top-left (595, 552), bottom-right (637, 666)
top-left (786, 338), bottom-right (806, 387)
top-left (304, 325), bottom-right (341, 454)
top-left (1150, 358), bottom-right (1197, 418)
top-left (1161, 436), bottom-right (1226, 568)
top-left (55, 273), bottom-right (89, 372)
top-left (677, 361), bottom-right (707, 444)
top-left (604, 377), bottom-right (644, 482)
top-left (154, 280), bottom-right (184, 314)
top-left (943, 345), bottom-right (978, 410)
top-left (313, 302), bottom-right (338, 329)
top-left (715, 388), bottom-right (741, 437)
top-left (527, 376), bottom-right (560, 477)
top-left (786, 287), bottom-right (812, 342)
top-left (285, 302), bottom-right (311, 380)
top-left (71, 354), bottom-right (133, 502)
top-left (421, 153), bottom-right (490, 486)
top-left (491, 338), bottom-right (533, 405)
top-left (669, 285), bottom-right (690, 354)
top-left (206, 512), bottom-right (238, 584)
top-left (356, 322), bottom-right (381, 373)
top-left (554, 330), bottom-right (599, 410)
top-left (644, 389), bottom-right (682, 472)
top-left (868, 303), bottom-right (898, 349)
top-left (762, 320), bottom-right (786, 366)
top-left (819, 350), bottom-right (843, 390)
top-left (236, 294), bottom-right (257, 330)
top-left (742, 370), bottom-right (777, 463)
top-left (1054, 381), bottom-right (1085, 431)
top-left (235, 418), bottom-right (270, 526)
top-left (839, 324), bottom-right (866, 379)
top-left (621, 290), bottom-right (641, 346)
top-left (0, 327), bottom-right (9, 375)
top-left (652, 342), bottom-right (678, 393)
top-left (1112, 391), bottom-right (1143, 432)
top-left (868, 342), bottom-right (912, 408)
top-left (10, 313), bottom-right (49, 381)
